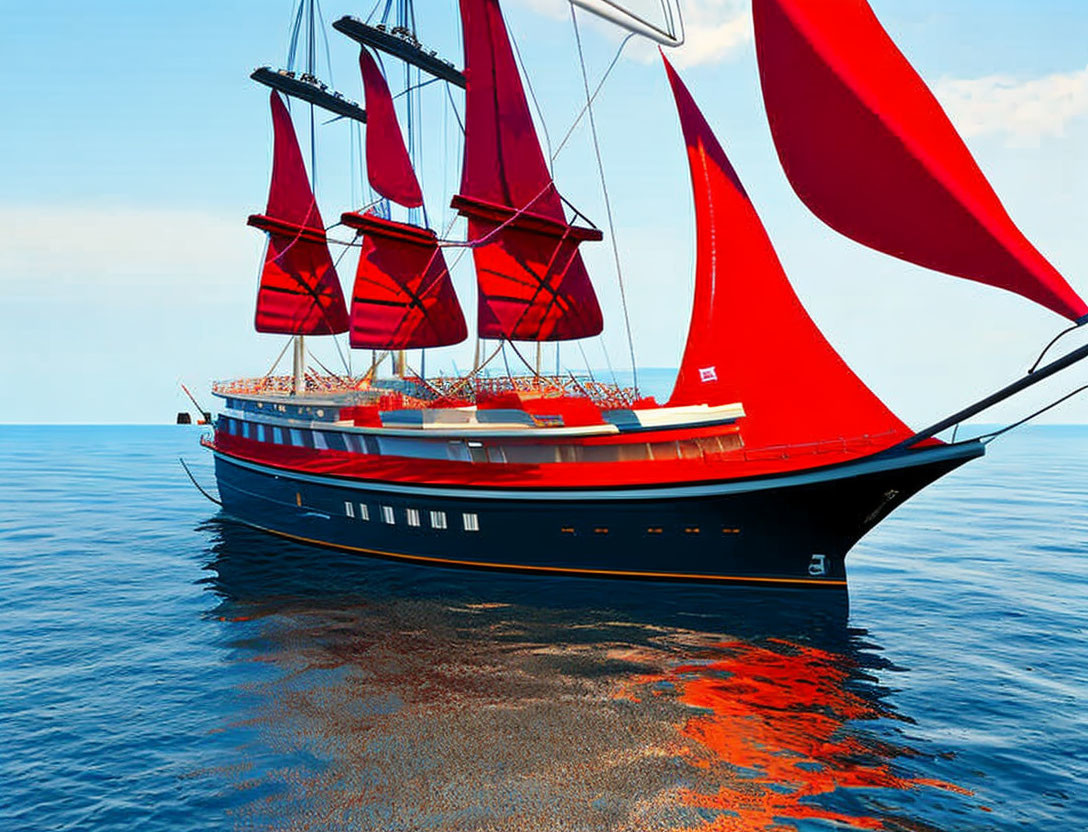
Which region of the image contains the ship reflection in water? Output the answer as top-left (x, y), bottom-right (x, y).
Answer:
top-left (202, 520), bottom-right (981, 831)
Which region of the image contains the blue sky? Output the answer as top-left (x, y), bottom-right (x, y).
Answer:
top-left (2, 0), bottom-right (1086, 424)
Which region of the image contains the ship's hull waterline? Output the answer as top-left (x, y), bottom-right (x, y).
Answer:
top-left (210, 440), bottom-right (983, 588)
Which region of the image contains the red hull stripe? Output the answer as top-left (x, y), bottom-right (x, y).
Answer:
top-left (208, 432), bottom-right (982, 494)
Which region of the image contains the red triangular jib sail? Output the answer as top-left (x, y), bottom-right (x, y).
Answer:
top-left (753, 0), bottom-right (1088, 323)
top-left (341, 211), bottom-right (467, 350)
top-left (453, 0), bottom-right (604, 342)
top-left (247, 91), bottom-right (349, 335)
top-left (662, 54), bottom-right (912, 453)
top-left (358, 48), bottom-right (424, 208)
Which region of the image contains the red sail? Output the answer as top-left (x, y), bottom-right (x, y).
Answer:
top-left (453, 0), bottom-right (603, 341)
top-left (753, 0), bottom-right (1088, 323)
top-left (359, 48), bottom-right (424, 208)
top-left (663, 55), bottom-right (912, 452)
top-left (341, 211), bottom-right (467, 349)
top-left (247, 91), bottom-right (349, 335)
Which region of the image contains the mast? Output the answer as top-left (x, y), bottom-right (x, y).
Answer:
top-left (292, 0), bottom-right (317, 396)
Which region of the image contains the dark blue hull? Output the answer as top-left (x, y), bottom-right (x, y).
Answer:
top-left (211, 441), bottom-right (983, 587)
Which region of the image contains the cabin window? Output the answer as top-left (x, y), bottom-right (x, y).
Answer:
top-left (462, 512), bottom-right (480, 532)
top-left (256, 424), bottom-right (267, 442)
top-left (359, 503), bottom-right (370, 521)
top-left (312, 432), bottom-right (329, 451)
top-left (343, 434), bottom-right (362, 454)
top-left (467, 441), bottom-right (488, 464)
top-left (272, 426), bottom-right (285, 444)
top-left (429, 510), bottom-right (447, 529)
top-left (406, 508), bottom-right (420, 527)
top-left (241, 421), bottom-right (252, 440)
top-left (344, 501), bottom-right (355, 518)
top-left (289, 428), bottom-right (304, 447)
top-left (381, 505), bottom-right (395, 525)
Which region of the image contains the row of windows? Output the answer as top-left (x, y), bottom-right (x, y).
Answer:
top-left (220, 416), bottom-right (743, 464)
top-left (344, 501), bottom-right (479, 532)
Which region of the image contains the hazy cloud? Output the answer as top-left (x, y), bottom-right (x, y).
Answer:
top-left (0, 205), bottom-right (254, 296)
top-left (935, 64), bottom-right (1088, 146)
top-left (512, 0), bottom-right (751, 67)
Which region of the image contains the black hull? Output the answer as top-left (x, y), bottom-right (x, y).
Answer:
top-left (210, 441), bottom-right (983, 588)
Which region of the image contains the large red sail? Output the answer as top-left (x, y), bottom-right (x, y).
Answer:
top-left (453, 0), bottom-right (603, 341)
top-left (753, 0), bottom-right (1088, 323)
top-left (341, 211), bottom-right (467, 349)
top-left (247, 91), bottom-right (349, 335)
top-left (359, 48), bottom-right (424, 208)
top-left (663, 55), bottom-right (912, 452)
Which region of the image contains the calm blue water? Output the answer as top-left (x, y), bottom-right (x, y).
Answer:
top-left (1, 425), bottom-right (1085, 830)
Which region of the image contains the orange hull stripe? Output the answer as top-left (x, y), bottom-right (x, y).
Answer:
top-left (238, 521), bottom-right (848, 587)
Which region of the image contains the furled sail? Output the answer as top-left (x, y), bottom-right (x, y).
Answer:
top-left (753, 0), bottom-right (1088, 323)
top-left (341, 211), bottom-right (467, 349)
top-left (452, 0), bottom-right (604, 342)
top-left (358, 47), bottom-right (423, 208)
top-left (662, 54), bottom-right (912, 452)
top-left (247, 91), bottom-right (349, 334)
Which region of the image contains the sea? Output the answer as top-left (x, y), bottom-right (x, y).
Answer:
top-left (1, 423), bottom-right (1085, 831)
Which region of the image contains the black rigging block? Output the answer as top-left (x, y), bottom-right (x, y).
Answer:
top-left (250, 67), bottom-right (368, 123)
top-left (333, 17), bottom-right (466, 89)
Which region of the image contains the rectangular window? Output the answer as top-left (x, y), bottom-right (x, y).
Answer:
top-left (241, 421), bottom-right (252, 440)
top-left (406, 508), bottom-right (420, 527)
top-left (429, 510), bottom-right (447, 529)
top-left (272, 426), bottom-right (285, 444)
top-left (312, 431), bottom-right (329, 451)
top-left (344, 501), bottom-right (355, 518)
top-left (256, 423), bottom-right (267, 442)
top-left (289, 428), bottom-right (304, 447)
top-left (462, 512), bottom-right (480, 532)
top-left (381, 505), bottom-right (395, 525)
top-left (359, 503), bottom-right (370, 521)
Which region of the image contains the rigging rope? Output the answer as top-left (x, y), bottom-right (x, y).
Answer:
top-left (571, 7), bottom-right (639, 396)
top-left (1028, 321), bottom-right (1086, 374)
top-left (551, 34), bottom-right (633, 163)
top-left (977, 385), bottom-right (1088, 444)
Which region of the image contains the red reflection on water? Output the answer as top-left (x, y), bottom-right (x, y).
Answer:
top-left (617, 638), bottom-right (971, 831)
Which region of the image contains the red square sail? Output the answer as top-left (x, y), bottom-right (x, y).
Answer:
top-left (341, 211), bottom-right (467, 349)
top-left (247, 91), bottom-right (349, 335)
top-left (453, 0), bottom-right (603, 342)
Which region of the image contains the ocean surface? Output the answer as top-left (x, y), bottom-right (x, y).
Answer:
top-left (2, 424), bottom-right (1085, 831)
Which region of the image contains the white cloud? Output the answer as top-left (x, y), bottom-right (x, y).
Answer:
top-left (657, 0), bottom-right (750, 68)
top-left (935, 64), bottom-right (1088, 146)
top-left (512, 0), bottom-right (751, 68)
top-left (0, 204), bottom-right (255, 296)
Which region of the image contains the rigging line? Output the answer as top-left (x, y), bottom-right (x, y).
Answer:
top-left (505, 339), bottom-right (541, 378)
top-left (501, 341), bottom-right (514, 380)
top-left (576, 340), bottom-right (598, 384)
top-left (287, 0), bottom-right (306, 71)
top-left (380, 0), bottom-right (394, 27)
top-left (551, 33), bottom-right (633, 163)
top-left (364, 0), bottom-right (382, 25)
top-left (445, 82), bottom-right (465, 133)
top-left (263, 337), bottom-right (294, 380)
top-left (509, 26), bottom-right (553, 167)
top-left (307, 347), bottom-right (352, 386)
top-left (977, 385), bottom-right (1088, 445)
top-left (392, 75), bottom-right (443, 100)
top-left (315, 0), bottom-right (335, 85)
top-left (1028, 321), bottom-right (1085, 374)
top-left (571, 6), bottom-right (639, 396)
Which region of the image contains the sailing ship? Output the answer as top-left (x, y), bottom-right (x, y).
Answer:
top-left (196, 0), bottom-right (1088, 588)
